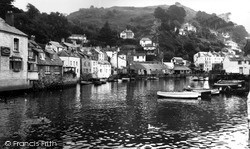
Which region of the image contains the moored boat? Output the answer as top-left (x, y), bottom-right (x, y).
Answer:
top-left (214, 80), bottom-right (244, 87)
top-left (157, 91), bottom-right (200, 99)
top-left (122, 77), bottom-right (130, 82)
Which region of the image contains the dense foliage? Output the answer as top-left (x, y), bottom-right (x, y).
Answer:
top-left (2, 1), bottom-right (248, 60)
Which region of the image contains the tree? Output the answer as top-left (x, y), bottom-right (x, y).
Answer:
top-left (97, 21), bottom-right (118, 46)
top-left (0, 0), bottom-right (14, 19)
top-left (26, 3), bottom-right (40, 19)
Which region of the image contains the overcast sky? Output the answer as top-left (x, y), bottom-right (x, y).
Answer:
top-left (13, 0), bottom-right (250, 33)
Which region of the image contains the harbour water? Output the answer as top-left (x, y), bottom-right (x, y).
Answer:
top-left (0, 77), bottom-right (250, 148)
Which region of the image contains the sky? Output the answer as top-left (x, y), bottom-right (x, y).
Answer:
top-left (13, 0), bottom-right (250, 33)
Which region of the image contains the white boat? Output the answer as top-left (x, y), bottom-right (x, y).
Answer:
top-left (192, 88), bottom-right (220, 95)
top-left (157, 91), bottom-right (200, 99)
top-left (121, 77), bottom-right (130, 82)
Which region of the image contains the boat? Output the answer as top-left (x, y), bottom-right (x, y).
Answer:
top-left (80, 81), bottom-right (92, 85)
top-left (186, 88), bottom-right (220, 95)
top-left (214, 80), bottom-right (244, 87)
top-left (91, 78), bottom-right (102, 86)
top-left (157, 91), bottom-right (200, 99)
top-left (100, 78), bottom-right (107, 84)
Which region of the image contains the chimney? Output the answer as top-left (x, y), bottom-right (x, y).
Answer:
top-left (61, 38), bottom-right (65, 43)
top-left (5, 11), bottom-right (14, 26)
top-left (31, 35), bottom-right (35, 41)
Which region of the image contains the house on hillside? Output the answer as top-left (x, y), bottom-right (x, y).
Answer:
top-left (140, 38), bottom-right (152, 47)
top-left (68, 34), bottom-right (88, 44)
top-left (171, 57), bottom-right (185, 65)
top-left (45, 41), bottom-right (65, 53)
top-left (120, 29), bottom-right (134, 39)
top-left (0, 18), bottom-right (30, 92)
top-left (223, 56), bottom-right (250, 75)
top-left (179, 23), bottom-right (197, 36)
top-left (133, 53), bottom-right (146, 62)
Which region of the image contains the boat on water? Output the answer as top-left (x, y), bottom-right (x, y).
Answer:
top-left (157, 91), bottom-right (200, 99)
top-left (185, 88), bottom-right (220, 95)
top-left (214, 80), bottom-right (244, 87)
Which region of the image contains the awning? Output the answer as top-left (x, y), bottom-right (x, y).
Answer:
top-left (10, 56), bottom-right (22, 61)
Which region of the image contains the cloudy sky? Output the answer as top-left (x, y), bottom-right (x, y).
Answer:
top-left (13, 0), bottom-right (250, 33)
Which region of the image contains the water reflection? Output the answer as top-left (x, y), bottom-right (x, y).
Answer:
top-left (0, 78), bottom-right (249, 148)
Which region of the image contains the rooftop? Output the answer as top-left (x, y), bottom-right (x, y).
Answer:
top-left (0, 18), bottom-right (27, 37)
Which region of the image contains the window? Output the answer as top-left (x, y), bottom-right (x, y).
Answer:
top-left (54, 66), bottom-right (60, 74)
top-left (76, 61), bottom-right (78, 66)
top-left (70, 61), bottom-right (72, 66)
top-left (238, 61), bottom-right (242, 65)
top-left (10, 61), bottom-right (22, 72)
top-left (137, 56), bottom-right (139, 59)
top-left (45, 66), bottom-right (50, 74)
top-left (28, 63), bottom-right (37, 72)
top-left (73, 61), bottom-right (75, 66)
top-left (14, 38), bottom-right (19, 52)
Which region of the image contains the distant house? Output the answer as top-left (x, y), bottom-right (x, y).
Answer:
top-left (45, 41), bottom-right (65, 53)
top-left (171, 57), bottom-right (185, 65)
top-left (133, 53), bottom-right (146, 62)
top-left (179, 23), bottom-right (196, 35)
top-left (173, 65), bottom-right (191, 74)
top-left (57, 50), bottom-right (81, 80)
top-left (194, 52), bottom-right (225, 72)
top-left (140, 38), bottom-right (152, 47)
top-left (68, 34), bottom-right (88, 44)
top-left (0, 18), bottom-right (30, 92)
top-left (77, 52), bottom-right (92, 79)
top-left (120, 29), bottom-right (134, 39)
top-left (223, 56), bottom-right (250, 75)
top-left (130, 62), bottom-right (170, 75)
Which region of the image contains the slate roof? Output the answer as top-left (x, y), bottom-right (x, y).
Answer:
top-left (0, 18), bottom-right (27, 37)
top-left (140, 38), bottom-right (151, 41)
top-left (130, 63), bottom-right (169, 70)
top-left (173, 65), bottom-right (191, 71)
top-left (49, 41), bottom-right (64, 48)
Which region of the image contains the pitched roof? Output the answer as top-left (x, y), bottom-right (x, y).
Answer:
top-left (173, 65), bottom-right (191, 71)
top-left (49, 41), bottom-right (64, 48)
top-left (28, 40), bottom-right (44, 53)
top-left (0, 18), bottom-right (27, 37)
top-left (140, 38), bottom-right (151, 41)
top-left (133, 53), bottom-right (146, 56)
top-left (228, 56), bottom-right (250, 61)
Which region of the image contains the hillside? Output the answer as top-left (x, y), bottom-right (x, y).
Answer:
top-left (67, 3), bottom-right (248, 61)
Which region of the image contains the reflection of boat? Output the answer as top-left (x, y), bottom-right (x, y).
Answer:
top-left (80, 81), bottom-right (92, 85)
top-left (147, 76), bottom-right (159, 80)
top-left (122, 77), bottom-right (130, 82)
top-left (157, 91), bottom-right (200, 99)
top-left (91, 78), bottom-right (102, 86)
top-left (100, 78), bottom-right (107, 84)
top-left (191, 76), bottom-right (208, 81)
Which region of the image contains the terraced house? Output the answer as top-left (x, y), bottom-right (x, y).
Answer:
top-left (0, 18), bottom-right (29, 92)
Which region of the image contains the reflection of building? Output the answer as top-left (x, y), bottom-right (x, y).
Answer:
top-left (0, 18), bottom-right (30, 91)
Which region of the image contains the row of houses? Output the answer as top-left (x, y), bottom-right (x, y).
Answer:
top-left (0, 18), bottom-right (113, 92)
top-left (194, 49), bottom-right (250, 75)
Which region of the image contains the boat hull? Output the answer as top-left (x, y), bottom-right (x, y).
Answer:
top-left (157, 91), bottom-right (200, 99)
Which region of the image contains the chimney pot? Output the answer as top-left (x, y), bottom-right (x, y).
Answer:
top-left (5, 11), bottom-right (14, 26)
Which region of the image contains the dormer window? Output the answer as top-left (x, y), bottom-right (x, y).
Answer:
top-left (14, 38), bottom-right (19, 52)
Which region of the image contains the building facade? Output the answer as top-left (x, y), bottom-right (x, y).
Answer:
top-left (0, 18), bottom-right (29, 92)
top-left (223, 56), bottom-right (250, 75)
top-left (120, 29), bottom-right (134, 39)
